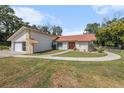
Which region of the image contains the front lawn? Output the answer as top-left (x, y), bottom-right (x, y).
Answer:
top-left (0, 50), bottom-right (124, 88)
top-left (55, 51), bottom-right (107, 57)
top-left (33, 50), bottom-right (64, 55)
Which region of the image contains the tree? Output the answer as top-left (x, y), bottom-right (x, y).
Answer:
top-left (30, 25), bottom-right (63, 35)
top-left (30, 25), bottom-right (51, 34)
top-left (31, 24), bottom-right (38, 30)
top-left (0, 5), bottom-right (29, 45)
top-left (40, 26), bottom-right (51, 34)
top-left (96, 17), bottom-right (124, 48)
top-left (85, 23), bottom-right (100, 34)
top-left (52, 25), bottom-right (63, 35)
top-left (102, 17), bottom-right (118, 27)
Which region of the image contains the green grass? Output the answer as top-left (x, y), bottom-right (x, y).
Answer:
top-left (55, 51), bottom-right (107, 57)
top-left (33, 50), bottom-right (64, 55)
top-left (0, 50), bottom-right (124, 88)
top-left (0, 45), bottom-right (9, 50)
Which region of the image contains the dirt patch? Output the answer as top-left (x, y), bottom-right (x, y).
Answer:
top-left (51, 67), bottom-right (80, 88)
top-left (52, 66), bottom-right (124, 88)
top-left (18, 74), bottom-right (40, 88)
top-left (92, 75), bottom-right (124, 87)
top-left (6, 73), bottom-right (40, 88)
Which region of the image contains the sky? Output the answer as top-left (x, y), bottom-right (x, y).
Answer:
top-left (11, 5), bottom-right (124, 35)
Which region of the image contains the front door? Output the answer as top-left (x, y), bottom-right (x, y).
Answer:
top-left (68, 42), bottom-right (75, 49)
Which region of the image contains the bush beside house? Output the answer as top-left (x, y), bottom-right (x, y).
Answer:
top-left (95, 46), bottom-right (105, 53)
top-left (0, 45), bottom-right (9, 50)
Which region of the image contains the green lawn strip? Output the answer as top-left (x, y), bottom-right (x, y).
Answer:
top-left (0, 58), bottom-right (27, 87)
top-left (68, 60), bottom-right (124, 81)
top-left (116, 50), bottom-right (124, 60)
top-left (35, 69), bottom-right (55, 88)
top-left (33, 61), bottom-right (58, 87)
top-left (67, 61), bottom-right (124, 87)
top-left (55, 51), bottom-right (107, 57)
top-left (0, 45), bottom-right (9, 50)
top-left (33, 50), bottom-right (64, 55)
top-left (14, 61), bottom-right (49, 83)
top-left (13, 60), bottom-right (55, 87)
top-left (0, 58), bottom-right (46, 87)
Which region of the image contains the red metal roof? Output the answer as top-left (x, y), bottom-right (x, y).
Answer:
top-left (56, 34), bottom-right (96, 42)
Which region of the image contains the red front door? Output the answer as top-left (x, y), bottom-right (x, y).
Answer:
top-left (68, 42), bottom-right (75, 49)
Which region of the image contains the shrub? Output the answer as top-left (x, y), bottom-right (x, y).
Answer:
top-left (95, 46), bottom-right (105, 53)
top-left (52, 44), bottom-right (56, 50)
top-left (105, 41), bottom-right (114, 47)
top-left (0, 45), bottom-right (9, 50)
top-left (73, 47), bottom-right (77, 51)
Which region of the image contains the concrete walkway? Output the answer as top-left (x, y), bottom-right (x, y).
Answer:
top-left (0, 50), bottom-right (12, 58)
top-left (0, 50), bottom-right (26, 58)
top-left (13, 51), bottom-right (121, 62)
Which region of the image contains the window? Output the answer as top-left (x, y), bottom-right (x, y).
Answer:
top-left (79, 42), bottom-right (82, 47)
top-left (58, 42), bottom-right (63, 47)
top-left (22, 42), bottom-right (26, 51)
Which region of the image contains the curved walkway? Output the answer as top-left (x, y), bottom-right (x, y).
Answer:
top-left (13, 51), bottom-right (121, 62)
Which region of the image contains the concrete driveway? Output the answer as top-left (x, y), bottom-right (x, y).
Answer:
top-left (13, 51), bottom-right (121, 62)
top-left (0, 50), bottom-right (12, 58)
top-left (0, 50), bottom-right (24, 58)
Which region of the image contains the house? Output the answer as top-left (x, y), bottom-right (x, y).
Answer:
top-left (56, 34), bottom-right (96, 52)
top-left (7, 26), bottom-right (96, 54)
top-left (7, 26), bottom-right (57, 54)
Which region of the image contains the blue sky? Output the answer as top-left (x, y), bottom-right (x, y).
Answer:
top-left (11, 5), bottom-right (124, 35)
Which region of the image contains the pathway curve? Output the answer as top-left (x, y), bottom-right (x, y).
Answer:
top-left (13, 51), bottom-right (121, 62)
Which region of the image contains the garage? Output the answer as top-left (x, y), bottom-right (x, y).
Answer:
top-left (14, 42), bottom-right (26, 52)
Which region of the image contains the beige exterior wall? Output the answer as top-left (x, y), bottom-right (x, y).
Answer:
top-left (11, 31), bottom-right (28, 54)
top-left (76, 42), bottom-right (89, 52)
top-left (57, 42), bottom-right (68, 50)
top-left (12, 31), bottom-right (28, 42)
top-left (30, 31), bottom-right (53, 52)
top-left (57, 41), bottom-right (89, 52)
top-left (11, 30), bottom-right (53, 54)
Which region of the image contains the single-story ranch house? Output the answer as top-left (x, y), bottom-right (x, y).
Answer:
top-left (7, 26), bottom-right (96, 54)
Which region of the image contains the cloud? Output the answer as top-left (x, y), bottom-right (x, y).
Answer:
top-left (12, 6), bottom-right (62, 26)
top-left (42, 14), bottom-right (62, 26)
top-left (92, 5), bottom-right (124, 16)
top-left (92, 5), bottom-right (111, 15)
top-left (12, 7), bottom-right (45, 25)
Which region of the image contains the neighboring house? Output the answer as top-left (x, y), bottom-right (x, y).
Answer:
top-left (7, 26), bottom-right (96, 54)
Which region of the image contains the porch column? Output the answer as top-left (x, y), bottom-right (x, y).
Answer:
top-left (26, 31), bottom-right (33, 54)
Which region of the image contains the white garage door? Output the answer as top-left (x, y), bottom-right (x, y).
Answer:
top-left (14, 43), bottom-right (22, 52)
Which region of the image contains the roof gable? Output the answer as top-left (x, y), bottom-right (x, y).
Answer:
top-left (7, 26), bottom-right (27, 41)
top-left (7, 26), bottom-right (58, 41)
